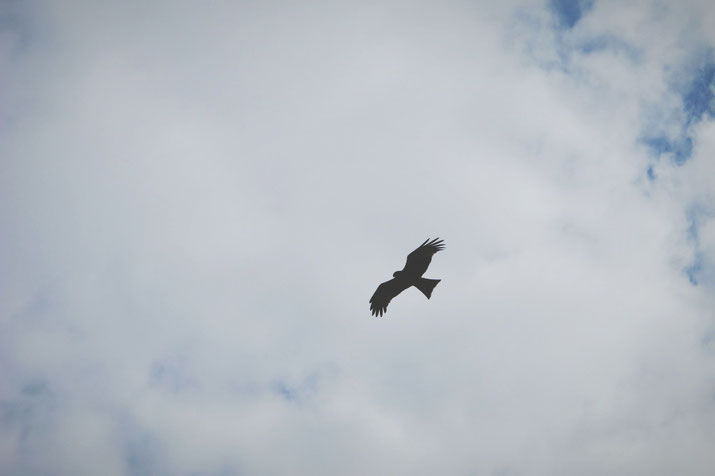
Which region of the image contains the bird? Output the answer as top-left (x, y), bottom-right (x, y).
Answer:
top-left (369, 238), bottom-right (445, 317)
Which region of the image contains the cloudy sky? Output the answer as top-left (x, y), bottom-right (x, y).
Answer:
top-left (2, 0), bottom-right (715, 474)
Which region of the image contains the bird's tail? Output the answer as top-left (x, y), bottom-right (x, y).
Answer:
top-left (414, 278), bottom-right (440, 299)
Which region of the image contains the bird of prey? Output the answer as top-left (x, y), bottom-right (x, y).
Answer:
top-left (369, 238), bottom-right (445, 317)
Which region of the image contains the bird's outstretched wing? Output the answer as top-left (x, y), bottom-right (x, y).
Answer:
top-left (402, 238), bottom-right (445, 276)
top-left (369, 278), bottom-right (411, 317)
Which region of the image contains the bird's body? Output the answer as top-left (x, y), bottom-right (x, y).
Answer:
top-left (369, 238), bottom-right (445, 316)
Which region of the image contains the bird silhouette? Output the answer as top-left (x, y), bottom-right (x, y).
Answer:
top-left (369, 238), bottom-right (445, 317)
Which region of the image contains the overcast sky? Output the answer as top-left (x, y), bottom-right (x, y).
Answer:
top-left (1, 1), bottom-right (715, 475)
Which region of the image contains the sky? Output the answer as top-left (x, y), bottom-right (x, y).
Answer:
top-left (1, 0), bottom-right (715, 475)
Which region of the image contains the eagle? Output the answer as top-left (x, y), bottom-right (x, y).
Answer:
top-left (369, 238), bottom-right (445, 317)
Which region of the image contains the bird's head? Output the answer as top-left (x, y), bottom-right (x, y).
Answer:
top-left (392, 270), bottom-right (404, 278)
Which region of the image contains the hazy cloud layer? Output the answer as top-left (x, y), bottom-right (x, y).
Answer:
top-left (2, 1), bottom-right (714, 475)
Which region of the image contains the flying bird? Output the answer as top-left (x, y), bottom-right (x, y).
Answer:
top-left (369, 238), bottom-right (445, 317)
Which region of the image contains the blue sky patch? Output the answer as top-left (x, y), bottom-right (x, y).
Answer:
top-left (682, 60), bottom-right (715, 125)
top-left (685, 253), bottom-right (703, 285)
top-left (641, 135), bottom-right (693, 165)
top-left (549, 0), bottom-right (595, 29)
top-left (638, 53), bottom-right (715, 170)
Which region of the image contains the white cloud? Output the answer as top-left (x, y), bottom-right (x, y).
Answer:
top-left (1, 1), bottom-right (714, 475)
